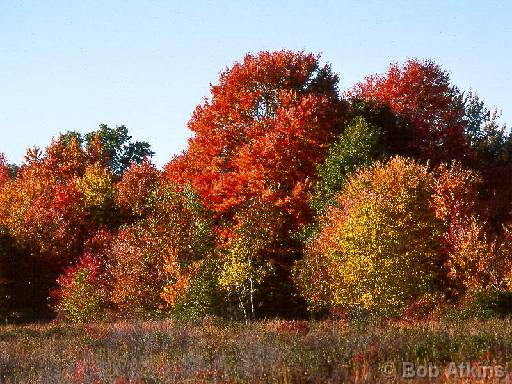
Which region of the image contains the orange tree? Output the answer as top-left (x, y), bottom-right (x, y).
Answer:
top-left (0, 137), bottom-right (95, 316)
top-left (116, 158), bottom-right (159, 220)
top-left (294, 155), bottom-right (508, 317)
top-left (0, 126), bottom-right (152, 266)
top-left (165, 50), bottom-right (346, 316)
top-left (0, 154), bottom-right (10, 187)
top-left (55, 173), bottom-right (218, 321)
top-left (433, 162), bottom-right (512, 297)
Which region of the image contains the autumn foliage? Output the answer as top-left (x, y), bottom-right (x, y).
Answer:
top-left (1, 51), bottom-right (512, 322)
top-left (350, 59), bottom-right (468, 163)
top-left (295, 157), bottom-right (446, 315)
top-left (166, 51), bottom-right (345, 238)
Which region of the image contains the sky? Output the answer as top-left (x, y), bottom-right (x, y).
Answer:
top-left (1, 1), bottom-right (511, 166)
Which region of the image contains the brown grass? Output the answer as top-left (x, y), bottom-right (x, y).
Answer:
top-left (1, 317), bottom-right (512, 383)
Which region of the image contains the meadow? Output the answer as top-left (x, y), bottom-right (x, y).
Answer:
top-left (2, 317), bottom-right (512, 383)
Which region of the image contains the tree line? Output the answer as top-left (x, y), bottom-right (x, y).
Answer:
top-left (1, 50), bottom-right (511, 322)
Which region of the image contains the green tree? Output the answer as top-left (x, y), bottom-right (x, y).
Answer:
top-left (463, 91), bottom-right (511, 165)
top-left (312, 116), bottom-right (383, 214)
top-left (85, 124), bottom-right (154, 176)
top-left (61, 124), bottom-right (154, 176)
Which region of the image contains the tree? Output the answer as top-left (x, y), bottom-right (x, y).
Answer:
top-left (311, 116), bottom-right (383, 214)
top-left (431, 162), bottom-right (487, 296)
top-left (0, 154), bottom-right (10, 187)
top-left (52, 229), bottom-right (113, 322)
top-left (107, 183), bottom-right (215, 317)
top-left (217, 198), bottom-right (281, 320)
top-left (350, 59), bottom-right (468, 163)
top-left (294, 157), bottom-right (445, 316)
top-left (167, 51), bottom-right (344, 221)
top-left (55, 253), bottom-right (108, 323)
top-left (460, 92), bottom-right (512, 229)
top-left (463, 92), bottom-right (511, 165)
top-left (0, 138), bottom-right (90, 316)
top-left (61, 124), bottom-right (154, 176)
top-left (76, 163), bottom-right (115, 218)
top-left (116, 159), bottom-right (159, 219)
top-left (0, 126), bottom-right (152, 319)
top-left (0, 138), bottom-right (89, 266)
top-left (84, 124), bottom-right (154, 176)
top-left (165, 51), bottom-right (346, 316)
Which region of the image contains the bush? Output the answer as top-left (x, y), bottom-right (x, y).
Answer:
top-left (169, 259), bottom-right (225, 321)
top-left (472, 290), bottom-right (512, 318)
top-left (443, 289), bottom-right (512, 321)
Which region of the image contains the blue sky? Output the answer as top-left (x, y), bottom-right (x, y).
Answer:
top-left (1, 1), bottom-right (511, 166)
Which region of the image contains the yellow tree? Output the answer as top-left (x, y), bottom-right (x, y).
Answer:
top-left (295, 157), bottom-right (445, 316)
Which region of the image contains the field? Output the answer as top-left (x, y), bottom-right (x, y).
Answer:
top-left (2, 318), bottom-right (512, 383)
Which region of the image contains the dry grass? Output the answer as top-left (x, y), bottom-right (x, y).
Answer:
top-left (2, 317), bottom-right (512, 383)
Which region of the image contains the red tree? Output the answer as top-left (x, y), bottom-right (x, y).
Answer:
top-left (166, 50), bottom-right (345, 250)
top-left (165, 51), bottom-right (346, 316)
top-left (0, 137), bottom-right (114, 316)
top-left (350, 59), bottom-right (468, 162)
top-left (116, 158), bottom-right (159, 219)
top-left (0, 138), bottom-right (88, 265)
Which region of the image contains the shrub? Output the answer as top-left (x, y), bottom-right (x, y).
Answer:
top-left (443, 289), bottom-right (512, 321)
top-left (442, 216), bottom-right (496, 295)
top-left (168, 259), bottom-right (224, 320)
top-left (107, 224), bottom-right (167, 316)
top-left (470, 289), bottom-right (512, 318)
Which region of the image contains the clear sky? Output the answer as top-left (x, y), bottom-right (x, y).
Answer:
top-left (1, 1), bottom-right (511, 166)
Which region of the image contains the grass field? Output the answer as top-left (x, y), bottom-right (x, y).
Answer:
top-left (2, 317), bottom-right (512, 383)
